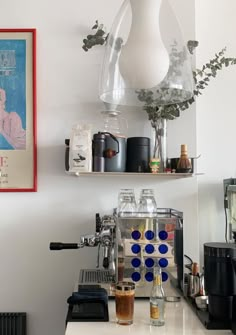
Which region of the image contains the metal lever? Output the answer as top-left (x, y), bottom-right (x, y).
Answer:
top-left (103, 244), bottom-right (110, 269)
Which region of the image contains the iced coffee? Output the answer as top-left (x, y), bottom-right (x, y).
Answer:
top-left (115, 281), bottom-right (135, 325)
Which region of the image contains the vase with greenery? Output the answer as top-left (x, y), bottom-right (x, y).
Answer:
top-left (82, 21), bottom-right (236, 171)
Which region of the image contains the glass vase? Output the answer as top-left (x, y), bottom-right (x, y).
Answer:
top-left (151, 118), bottom-right (167, 173)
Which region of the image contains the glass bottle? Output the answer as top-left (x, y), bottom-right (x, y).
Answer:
top-left (150, 265), bottom-right (165, 326)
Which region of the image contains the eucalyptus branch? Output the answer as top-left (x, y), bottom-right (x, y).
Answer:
top-left (142, 45), bottom-right (236, 123)
top-left (82, 20), bottom-right (108, 52)
top-left (193, 47), bottom-right (236, 97)
top-left (82, 22), bottom-right (236, 125)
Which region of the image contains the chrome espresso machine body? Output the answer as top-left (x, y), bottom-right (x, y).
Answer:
top-left (50, 208), bottom-right (183, 298)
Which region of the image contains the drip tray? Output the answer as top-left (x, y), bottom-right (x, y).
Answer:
top-left (79, 269), bottom-right (114, 284)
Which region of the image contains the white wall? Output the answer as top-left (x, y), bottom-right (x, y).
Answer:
top-left (0, 1), bottom-right (196, 335)
top-left (195, 0), bottom-right (236, 265)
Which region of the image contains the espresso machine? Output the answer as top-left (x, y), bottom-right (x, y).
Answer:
top-left (50, 208), bottom-right (184, 299)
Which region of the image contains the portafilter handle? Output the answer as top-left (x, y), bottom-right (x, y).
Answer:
top-left (49, 242), bottom-right (83, 250)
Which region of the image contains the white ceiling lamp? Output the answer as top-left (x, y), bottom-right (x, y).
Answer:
top-left (99, 0), bottom-right (194, 107)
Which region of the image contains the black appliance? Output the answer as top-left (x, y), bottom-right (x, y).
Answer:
top-left (204, 242), bottom-right (236, 334)
top-left (92, 132), bottom-right (120, 172)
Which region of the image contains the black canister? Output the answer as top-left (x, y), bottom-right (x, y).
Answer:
top-left (204, 242), bottom-right (236, 296)
top-left (232, 294), bottom-right (236, 334)
top-left (126, 137), bottom-right (150, 172)
top-left (204, 242), bottom-right (236, 322)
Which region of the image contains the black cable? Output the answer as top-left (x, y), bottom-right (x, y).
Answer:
top-left (224, 206), bottom-right (228, 243)
top-left (224, 184), bottom-right (229, 242)
top-left (184, 254), bottom-right (193, 264)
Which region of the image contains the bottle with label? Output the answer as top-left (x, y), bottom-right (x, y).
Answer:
top-left (150, 265), bottom-right (165, 326)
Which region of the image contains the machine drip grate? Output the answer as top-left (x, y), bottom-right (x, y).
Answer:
top-left (79, 269), bottom-right (113, 284)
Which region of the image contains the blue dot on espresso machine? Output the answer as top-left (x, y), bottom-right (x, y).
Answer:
top-left (159, 230), bottom-right (168, 240)
top-left (159, 258), bottom-right (168, 268)
top-left (145, 272), bottom-right (154, 282)
top-left (131, 244), bottom-right (141, 254)
top-left (162, 271), bottom-right (169, 282)
top-left (145, 258), bottom-right (154, 268)
top-left (158, 244), bottom-right (168, 254)
top-left (131, 271), bottom-right (141, 282)
top-left (131, 230), bottom-right (141, 240)
top-left (145, 230), bottom-right (155, 240)
top-left (131, 258), bottom-right (141, 268)
top-left (145, 244), bottom-right (155, 254)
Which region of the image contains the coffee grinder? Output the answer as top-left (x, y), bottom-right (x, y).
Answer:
top-left (204, 242), bottom-right (236, 332)
top-left (203, 178), bottom-right (236, 333)
top-left (224, 178), bottom-right (236, 334)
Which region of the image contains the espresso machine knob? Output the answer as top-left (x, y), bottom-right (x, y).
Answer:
top-left (103, 257), bottom-right (109, 269)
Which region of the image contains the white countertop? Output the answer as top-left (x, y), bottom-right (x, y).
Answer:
top-left (65, 298), bottom-right (232, 335)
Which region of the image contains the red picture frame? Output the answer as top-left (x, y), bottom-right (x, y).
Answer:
top-left (0, 28), bottom-right (37, 192)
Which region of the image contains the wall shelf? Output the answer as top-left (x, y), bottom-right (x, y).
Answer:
top-left (66, 171), bottom-right (202, 178)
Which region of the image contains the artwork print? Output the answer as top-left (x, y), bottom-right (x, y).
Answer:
top-left (0, 40), bottom-right (26, 150)
top-left (0, 29), bottom-right (37, 192)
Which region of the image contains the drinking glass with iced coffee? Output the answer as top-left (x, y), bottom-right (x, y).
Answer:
top-left (115, 282), bottom-right (135, 325)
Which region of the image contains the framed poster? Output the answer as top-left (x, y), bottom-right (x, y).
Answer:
top-left (0, 29), bottom-right (37, 192)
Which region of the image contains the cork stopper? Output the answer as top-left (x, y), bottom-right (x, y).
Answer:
top-left (191, 262), bottom-right (199, 276)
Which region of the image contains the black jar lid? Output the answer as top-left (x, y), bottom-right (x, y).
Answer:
top-left (127, 137), bottom-right (150, 146)
top-left (93, 132), bottom-right (106, 141)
